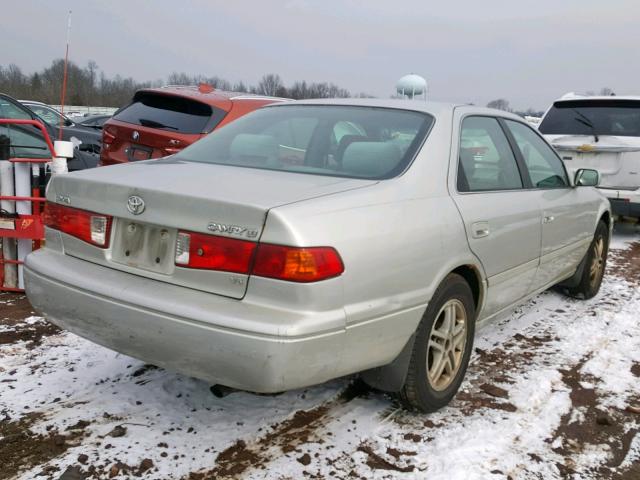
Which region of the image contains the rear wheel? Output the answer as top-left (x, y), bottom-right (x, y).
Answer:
top-left (399, 274), bottom-right (475, 412)
top-left (566, 220), bottom-right (609, 299)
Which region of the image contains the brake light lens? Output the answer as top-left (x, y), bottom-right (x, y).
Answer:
top-left (174, 231), bottom-right (344, 282)
top-left (252, 244), bottom-right (344, 282)
top-left (43, 202), bottom-right (113, 248)
top-left (163, 147), bottom-right (183, 155)
top-left (102, 126), bottom-right (116, 145)
top-left (175, 230), bottom-right (256, 273)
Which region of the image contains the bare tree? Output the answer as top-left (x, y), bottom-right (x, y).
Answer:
top-left (257, 74), bottom-right (284, 96)
top-left (599, 87), bottom-right (615, 96)
top-left (486, 99), bottom-right (511, 111)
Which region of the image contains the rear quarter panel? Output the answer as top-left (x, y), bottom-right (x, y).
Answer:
top-left (256, 112), bottom-right (484, 370)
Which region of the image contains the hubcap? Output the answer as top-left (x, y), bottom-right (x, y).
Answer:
top-left (589, 236), bottom-right (605, 287)
top-left (427, 299), bottom-right (467, 391)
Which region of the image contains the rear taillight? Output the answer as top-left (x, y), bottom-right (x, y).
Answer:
top-left (175, 231), bottom-right (256, 274)
top-left (174, 231), bottom-right (344, 282)
top-left (102, 126), bottom-right (116, 145)
top-left (252, 244), bottom-right (344, 282)
top-left (43, 202), bottom-right (113, 248)
top-left (163, 147), bottom-right (183, 155)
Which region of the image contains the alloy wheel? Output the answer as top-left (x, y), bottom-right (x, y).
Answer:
top-left (589, 236), bottom-right (605, 288)
top-left (427, 298), bottom-right (467, 391)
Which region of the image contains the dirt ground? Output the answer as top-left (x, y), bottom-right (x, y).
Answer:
top-left (1, 222), bottom-right (639, 480)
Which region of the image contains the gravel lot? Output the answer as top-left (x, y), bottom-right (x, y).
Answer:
top-left (1, 223), bottom-right (639, 480)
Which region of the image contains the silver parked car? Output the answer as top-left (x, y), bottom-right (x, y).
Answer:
top-left (25, 100), bottom-right (611, 412)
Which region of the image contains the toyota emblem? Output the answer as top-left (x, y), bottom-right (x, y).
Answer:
top-left (132, 130), bottom-right (140, 141)
top-left (127, 195), bottom-right (145, 215)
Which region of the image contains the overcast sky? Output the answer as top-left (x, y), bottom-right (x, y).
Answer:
top-left (2, 0), bottom-right (639, 109)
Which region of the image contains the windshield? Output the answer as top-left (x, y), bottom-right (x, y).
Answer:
top-left (539, 100), bottom-right (640, 137)
top-left (113, 92), bottom-right (225, 134)
top-left (178, 105), bottom-right (433, 179)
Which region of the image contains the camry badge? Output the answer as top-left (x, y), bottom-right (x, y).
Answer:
top-left (132, 131), bottom-right (140, 141)
top-left (127, 195), bottom-right (145, 215)
top-left (208, 222), bottom-right (258, 238)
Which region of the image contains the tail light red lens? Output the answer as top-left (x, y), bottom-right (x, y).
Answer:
top-left (174, 231), bottom-right (344, 282)
top-left (163, 147), bottom-right (183, 156)
top-left (102, 126), bottom-right (116, 145)
top-left (175, 230), bottom-right (256, 274)
top-left (43, 202), bottom-right (113, 248)
top-left (252, 244), bottom-right (344, 282)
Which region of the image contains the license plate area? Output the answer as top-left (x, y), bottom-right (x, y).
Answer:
top-left (126, 144), bottom-right (153, 162)
top-left (110, 220), bottom-right (176, 274)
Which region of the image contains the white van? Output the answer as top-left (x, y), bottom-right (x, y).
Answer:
top-left (539, 94), bottom-right (640, 219)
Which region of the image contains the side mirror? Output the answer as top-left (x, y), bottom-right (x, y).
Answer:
top-left (574, 168), bottom-right (599, 187)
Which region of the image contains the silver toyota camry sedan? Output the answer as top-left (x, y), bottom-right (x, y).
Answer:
top-left (25, 99), bottom-right (611, 412)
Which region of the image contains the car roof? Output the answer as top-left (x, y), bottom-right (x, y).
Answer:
top-left (19, 100), bottom-right (47, 106)
top-left (135, 85), bottom-right (289, 107)
top-left (266, 98), bottom-right (527, 121)
top-left (554, 94), bottom-right (640, 103)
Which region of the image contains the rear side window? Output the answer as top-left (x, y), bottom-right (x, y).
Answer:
top-left (539, 100), bottom-right (640, 137)
top-left (178, 105), bottom-right (433, 180)
top-left (0, 98), bottom-right (50, 159)
top-left (505, 120), bottom-right (569, 189)
top-left (457, 116), bottom-right (523, 192)
top-left (113, 93), bottom-right (226, 134)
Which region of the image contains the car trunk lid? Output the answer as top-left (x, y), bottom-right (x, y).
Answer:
top-left (46, 159), bottom-right (377, 298)
top-left (103, 120), bottom-right (205, 163)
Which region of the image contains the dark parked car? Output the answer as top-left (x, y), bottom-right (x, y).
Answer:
top-left (20, 101), bottom-right (102, 155)
top-left (1, 94), bottom-right (97, 170)
top-left (77, 114), bottom-right (111, 130)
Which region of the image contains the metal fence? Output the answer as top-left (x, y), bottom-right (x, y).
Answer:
top-left (51, 105), bottom-right (119, 117)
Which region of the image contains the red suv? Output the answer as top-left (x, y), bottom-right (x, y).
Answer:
top-left (99, 85), bottom-right (287, 166)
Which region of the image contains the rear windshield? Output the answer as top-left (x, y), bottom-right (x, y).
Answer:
top-left (113, 92), bottom-right (226, 134)
top-left (178, 105), bottom-right (433, 179)
top-left (539, 100), bottom-right (640, 137)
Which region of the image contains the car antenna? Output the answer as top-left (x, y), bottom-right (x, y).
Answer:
top-left (59, 10), bottom-right (72, 141)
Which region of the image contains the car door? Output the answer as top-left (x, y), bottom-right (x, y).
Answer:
top-left (451, 115), bottom-right (542, 318)
top-left (503, 119), bottom-right (597, 288)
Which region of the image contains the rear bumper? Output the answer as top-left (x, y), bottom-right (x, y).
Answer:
top-left (24, 248), bottom-right (347, 392)
top-left (599, 187), bottom-right (640, 218)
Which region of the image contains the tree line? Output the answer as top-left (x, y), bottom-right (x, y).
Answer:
top-left (0, 59), bottom-right (368, 108)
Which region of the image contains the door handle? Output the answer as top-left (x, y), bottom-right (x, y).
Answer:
top-left (471, 221), bottom-right (490, 238)
top-left (543, 215), bottom-right (555, 224)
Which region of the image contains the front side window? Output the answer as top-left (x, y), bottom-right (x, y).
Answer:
top-left (505, 120), bottom-right (569, 188)
top-left (458, 116), bottom-right (523, 192)
top-left (179, 105), bottom-right (433, 179)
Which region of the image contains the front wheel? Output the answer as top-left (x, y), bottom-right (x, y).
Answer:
top-left (566, 220), bottom-right (609, 299)
top-left (399, 274), bottom-right (475, 412)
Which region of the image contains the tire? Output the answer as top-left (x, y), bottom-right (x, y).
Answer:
top-left (399, 273), bottom-right (475, 412)
top-left (566, 220), bottom-right (609, 299)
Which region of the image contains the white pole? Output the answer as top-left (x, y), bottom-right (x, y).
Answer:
top-left (14, 163), bottom-right (32, 288)
top-left (0, 162), bottom-right (18, 289)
